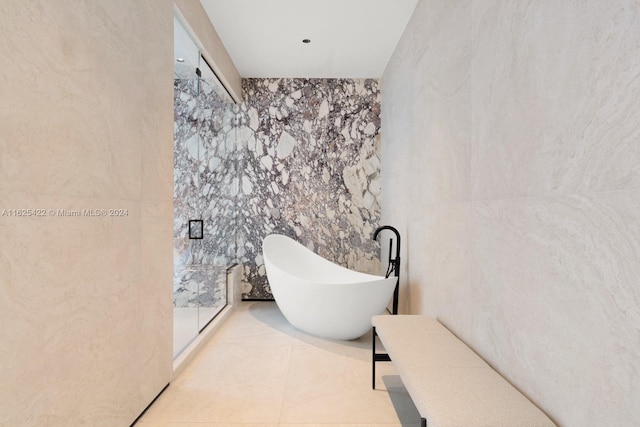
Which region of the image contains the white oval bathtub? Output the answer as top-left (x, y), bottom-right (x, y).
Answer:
top-left (262, 234), bottom-right (397, 340)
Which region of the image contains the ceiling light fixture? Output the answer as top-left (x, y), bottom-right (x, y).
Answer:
top-left (302, 39), bottom-right (311, 44)
top-left (176, 58), bottom-right (185, 62)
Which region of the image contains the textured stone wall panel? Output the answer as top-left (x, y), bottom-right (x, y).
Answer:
top-left (238, 78), bottom-right (382, 299)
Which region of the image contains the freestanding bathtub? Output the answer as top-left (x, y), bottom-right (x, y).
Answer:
top-left (262, 234), bottom-right (397, 340)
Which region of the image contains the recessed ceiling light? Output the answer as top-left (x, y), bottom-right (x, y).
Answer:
top-left (302, 39), bottom-right (311, 44)
top-left (176, 58), bottom-right (185, 62)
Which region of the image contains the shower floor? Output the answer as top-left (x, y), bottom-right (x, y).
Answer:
top-left (173, 306), bottom-right (224, 357)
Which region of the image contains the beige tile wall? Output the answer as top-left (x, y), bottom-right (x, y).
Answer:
top-left (381, 0), bottom-right (640, 425)
top-left (0, 1), bottom-right (174, 425)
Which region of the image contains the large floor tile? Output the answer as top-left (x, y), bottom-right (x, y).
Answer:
top-left (141, 339), bottom-right (291, 423)
top-left (203, 301), bottom-right (298, 346)
top-left (137, 301), bottom-right (420, 426)
top-left (279, 341), bottom-right (409, 424)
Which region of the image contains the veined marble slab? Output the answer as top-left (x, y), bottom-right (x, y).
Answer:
top-left (237, 78), bottom-right (383, 299)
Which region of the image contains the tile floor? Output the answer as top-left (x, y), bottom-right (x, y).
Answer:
top-left (137, 301), bottom-right (421, 426)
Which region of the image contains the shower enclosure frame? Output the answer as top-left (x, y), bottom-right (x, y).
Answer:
top-left (172, 15), bottom-right (238, 359)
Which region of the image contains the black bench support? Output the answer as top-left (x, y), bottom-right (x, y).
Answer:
top-left (372, 327), bottom-right (391, 389)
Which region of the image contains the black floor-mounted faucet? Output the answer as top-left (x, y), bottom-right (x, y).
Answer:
top-left (373, 225), bottom-right (401, 315)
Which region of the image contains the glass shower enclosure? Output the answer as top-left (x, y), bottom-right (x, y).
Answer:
top-left (173, 17), bottom-right (238, 358)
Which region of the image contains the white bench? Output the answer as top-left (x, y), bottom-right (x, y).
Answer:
top-left (372, 315), bottom-right (556, 427)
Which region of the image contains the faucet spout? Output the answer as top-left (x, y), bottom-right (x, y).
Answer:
top-left (373, 225), bottom-right (401, 315)
top-left (373, 225), bottom-right (401, 263)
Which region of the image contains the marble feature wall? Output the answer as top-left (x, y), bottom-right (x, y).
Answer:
top-left (381, 0), bottom-right (640, 425)
top-left (0, 1), bottom-right (174, 425)
top-left (238, 78), bottom-right (382, 299)
top-left (173, 77), bottom-right (237, 309)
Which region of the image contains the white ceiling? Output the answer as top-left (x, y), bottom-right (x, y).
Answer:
top-left (199, 0), bottom-right (419, 78)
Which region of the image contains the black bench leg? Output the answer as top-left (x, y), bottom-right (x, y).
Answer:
top-left (372, 327), bottom-right (391, 389)
top-left (372, 327), bottom-right (376, 389)
top-left (421, 417), bottom-right (427, 427)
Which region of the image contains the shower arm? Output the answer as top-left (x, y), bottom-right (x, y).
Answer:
top-left (373, 225), bottom-right (401, 315)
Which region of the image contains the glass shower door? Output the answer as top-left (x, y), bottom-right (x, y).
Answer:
top-left (194, 60), bottom-right (236, 332)
top-left (173, 16), bottom-right (236, 358)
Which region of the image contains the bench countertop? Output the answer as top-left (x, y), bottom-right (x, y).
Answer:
top-left (373, 315), bottom-right (556, 427)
